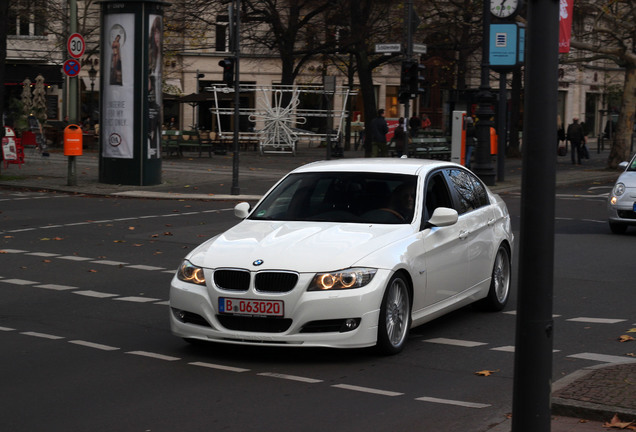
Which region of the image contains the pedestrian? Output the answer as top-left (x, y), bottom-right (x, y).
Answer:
top-left (369, 109), bottom-right (389, 157)
top-left (409, 114), bottom-right (421, 137)
top-left (464, 116), bottom-right (476, 169)
top-left (393, 117), bottom-right (408, 157)
top-left (566, 117), bottom-right (585, 165)
top-left (420, 113), bottom-right (431, 129)
top-left (557, 115), bottom-right (566, 156)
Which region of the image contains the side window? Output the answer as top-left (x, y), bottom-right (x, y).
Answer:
top-left (447, 168), bottom-right (489, 214)
top-left (424, 172), bottom-right (454, 221)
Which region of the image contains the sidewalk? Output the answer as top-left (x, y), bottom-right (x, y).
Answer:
top-left (2, 142), bottom-right (634, 432)
top-left (0, 140), bottom-right (621, 199)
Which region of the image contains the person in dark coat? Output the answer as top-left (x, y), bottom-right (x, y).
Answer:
top-left (393, 117), bottom-right (408, 157)
top-left (369, 109), bottom-right (389, 157)
top-left (566, 117), bottom-right (585, 165)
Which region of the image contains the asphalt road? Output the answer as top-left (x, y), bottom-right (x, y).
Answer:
top-left (1, 179), bottom-right (634, 432)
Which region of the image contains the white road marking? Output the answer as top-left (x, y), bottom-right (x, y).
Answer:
top-left (36, 284), bottom-right (77, 291)
top-left (416, 396), bottom-right (490, 408)
top-left (91, 260), bottom-right (128, 266)
top-left (423, 338), bottom-right (488, 347)
top-left (0, 326), bottom-right (16, 331)
top-left (26, 252), bottom-right (60, 257)
top-left (125, 351), bottom-right (180, 361)
top-left (21, 331), bottom-right (64, 340)
top-left (57, 255), bottom-right (94, 261)
top-left (332, 384), bottom-right (403, 396)
top-left (114, 296), bottom-right (160, 303)
top-left (491, 345), bottom-right (515, 352)
top-left (0, 278), bottom-right (38, 285)
top-left (0, 249), bottom-right (28, 253)
top-left (69, 340), bottom-right (120, 351)
top-left (126, 264), bottom-right (165, 271)
top-left (190, 362), bottom-right (250, 373)
top-left (73, 290), bottom-right (119, 298)
top-left (258, 372), bottom-right (322, 383)
top-left (568, 353), bottom-right (636, 364)
top-left (567, 317), bottom-right (626, 324)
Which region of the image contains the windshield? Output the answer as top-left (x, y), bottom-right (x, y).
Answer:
top-left (628, 156), bottom-right (636, 171)
top-left (250, 172), bottom-right (417, 224)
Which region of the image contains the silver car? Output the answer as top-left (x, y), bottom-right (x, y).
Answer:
top-left (608, 153), bottom-right (636, 234)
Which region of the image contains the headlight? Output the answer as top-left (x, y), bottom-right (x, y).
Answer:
top-left (308, 268), bottom-right (377, 291)
top-left (177, 260), bottom-right (206, 286)
top-left (613, 183), bottom-right (625, 197)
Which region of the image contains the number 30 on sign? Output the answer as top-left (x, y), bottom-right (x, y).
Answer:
top-left (67, 33), bottom-right (85, 59)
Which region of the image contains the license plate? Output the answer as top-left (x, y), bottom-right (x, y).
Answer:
top-left (218, 297), bottom-right (284, 317)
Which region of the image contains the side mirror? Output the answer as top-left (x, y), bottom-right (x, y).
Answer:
top-left (426, 207), bottom-right (458, 228)
top-left (234, 202), bottom-right (251, 219)
top-left (618, 161), bottom-right (628, 170)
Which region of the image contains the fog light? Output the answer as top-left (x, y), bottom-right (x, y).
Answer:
top-left (340, 318), bottom-right (360, 332)
top-left (173, 308), bottom-right (186, 322)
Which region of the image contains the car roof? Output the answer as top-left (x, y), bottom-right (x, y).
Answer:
top-left (292, 158), bottom-right (461, 176)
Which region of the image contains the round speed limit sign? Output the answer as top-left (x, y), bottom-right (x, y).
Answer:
top-left (67, 33), bottom-right (85, 59)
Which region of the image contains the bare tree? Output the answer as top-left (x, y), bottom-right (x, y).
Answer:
top-left (569, 0), bottom-right (636, 168)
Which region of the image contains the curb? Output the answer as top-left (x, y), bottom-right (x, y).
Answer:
top-left (551, 361), bottom-right (636, 422)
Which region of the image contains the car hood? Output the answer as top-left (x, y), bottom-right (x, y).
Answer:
top-left (188, 220), bottom-right (413, 272)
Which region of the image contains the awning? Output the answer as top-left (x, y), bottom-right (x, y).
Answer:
top-left (4, 63), bottom-right (65, 85)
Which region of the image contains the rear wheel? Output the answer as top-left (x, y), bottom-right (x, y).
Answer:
top-left (376, 274), bottom-right (411, 355)
top-left (478, 245), bottom-right (511, 311)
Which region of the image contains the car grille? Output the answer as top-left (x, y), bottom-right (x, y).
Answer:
top-left (255, 271), bottom-right (298, 293)
top-left (213, 269), bottom-right (299, 292)
top-left (214, 269), bottom-right (250, 291)
top-left (217, 315), bottom-right (292, 333)
top-left (617, 210), bottom-right (636, 219)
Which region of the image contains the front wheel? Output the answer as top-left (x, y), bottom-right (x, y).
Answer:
top-left (376, 274), bottom-right (411, 355)
top-left (478, 245), bottom-right (511, 311)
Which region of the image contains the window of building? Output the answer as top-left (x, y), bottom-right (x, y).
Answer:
top-left (8, 0), bottom-right (47, 37)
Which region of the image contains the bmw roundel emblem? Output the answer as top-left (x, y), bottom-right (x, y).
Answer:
top-left (253, 259), bottom-right (264, 266)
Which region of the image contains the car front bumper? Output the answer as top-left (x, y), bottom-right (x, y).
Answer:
top-left (169, 269), bottom-right (391, 349)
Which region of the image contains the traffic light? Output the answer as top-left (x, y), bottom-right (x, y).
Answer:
top-left (399, 60), bottom-right (415, 98)
top-left (218, 58), bottom-right (235, 87)
top-left (408, 61), bottom-right (426, 95)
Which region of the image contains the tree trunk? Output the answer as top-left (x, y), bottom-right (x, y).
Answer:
top-left (607, 62), bottom-right (636, 168)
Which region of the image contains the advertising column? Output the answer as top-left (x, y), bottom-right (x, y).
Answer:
top-left (99, 0), bottom-right (165, 186)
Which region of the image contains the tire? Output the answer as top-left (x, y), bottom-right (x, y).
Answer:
top-left (478, 245), bottom-right (511, 311)
top-left (376, 273), bottom-right (411, 355)
top-left (609, 222), bottom-right (628, 234)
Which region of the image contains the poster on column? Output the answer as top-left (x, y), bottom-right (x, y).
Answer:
top-left (102, 13), bottom-right (135, 159)
top-left (147, 14), bottom-right (163, 159)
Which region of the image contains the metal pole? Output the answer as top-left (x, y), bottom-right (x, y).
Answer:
top-left (67, 0), bottom-right (78, 186)
top-left (497, 72), bottom-right (507, 181)
top-left (230, 0), bottom-right (240, 195)
top-left (474, 0), bottom-right (496, 185)
top-left (403, 0), bottom-right (413, 124)
top-left (511, 0), bottom-right (560, 430)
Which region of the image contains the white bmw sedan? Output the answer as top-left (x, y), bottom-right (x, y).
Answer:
top-left (170, 158), bottom-right (514, 354)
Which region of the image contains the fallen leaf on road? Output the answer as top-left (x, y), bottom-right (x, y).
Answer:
top-left (627, 328), bottom-right (636, 333)
top-left (603, 414), bottom-right (635, 429)
top-left (475, 369), bottom-right (499, 377)
top-left (618, 335), bottom-right (635, 343)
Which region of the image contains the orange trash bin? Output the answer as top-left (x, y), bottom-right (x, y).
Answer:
top-left (64, 124), bottom-right (83, 156)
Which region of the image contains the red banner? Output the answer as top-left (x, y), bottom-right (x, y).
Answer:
top-left (559, 0), bottom-right (574, 53)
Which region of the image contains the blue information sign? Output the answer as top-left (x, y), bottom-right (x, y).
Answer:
top-left (489, 24), bottom-right (519, 67)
